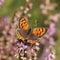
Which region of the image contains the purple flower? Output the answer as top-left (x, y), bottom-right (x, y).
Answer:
top-left (45, 22), bottom-right (56, 38)
top-left (49, 37), bottom-right (55, 46)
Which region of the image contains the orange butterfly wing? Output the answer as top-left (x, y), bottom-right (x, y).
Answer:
top-left (27, 39), bottom-right (39, 44)
top-left (17, 30), bottom-right (24, 41)
top-left (32, 27), bottom-right (47, 37)
top-left (19, 16), bottom-right (29, 31)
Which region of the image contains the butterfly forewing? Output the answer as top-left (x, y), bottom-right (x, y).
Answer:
top-left (19, 16), bottom-right (29, 31)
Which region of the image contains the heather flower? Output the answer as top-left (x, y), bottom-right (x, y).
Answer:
top-left (27, 13), bottom-right (31, 18)
top-left (24, 10), bottom-right (28, 14)
top-left (49, 37), bottom-right (55, 46)
top-left (42, 9), bottom-right (47, 15)
top-left (25, 0), bottom-right (29, 3)
top-left (28, 3), bottom-right (33, 9)
top-left (45, 48), bottom-right (56, 60)
top-left (0, 0), bottom-right (4, 6)
top-left (15, 11), bottom-right (21, 18)
top-left (45, 22), bottom-right (56, 39)
top-left (25, 7), bottom-right (29, 12)
top-left (49, 15), bottom-right (59, 22)
top-left (19, 6), bottom-right (24, 12)
top-left (40, 4), bottom-right (45, 9)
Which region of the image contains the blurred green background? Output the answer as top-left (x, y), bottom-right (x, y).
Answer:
top-left (0, 0), bottom-right (60, 60)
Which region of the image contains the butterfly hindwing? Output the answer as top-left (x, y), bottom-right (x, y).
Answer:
top-left (27, 39), bottom-right (39, 44)
top-left (27, 34), bottom-right (39, 44)
top-left (17, 30), bottom-right (24, 41)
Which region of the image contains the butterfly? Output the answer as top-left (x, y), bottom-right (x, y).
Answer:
top-left (17, 16), bottom-right (47, 45)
